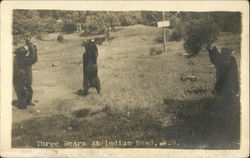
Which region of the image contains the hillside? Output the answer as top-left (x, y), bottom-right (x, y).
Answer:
top-left (12, 25), bottom-right (240, 149)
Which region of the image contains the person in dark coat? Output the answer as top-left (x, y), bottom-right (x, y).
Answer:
top-left (82, 39), bottom-right (101, 96)
top-left (207, 44), bottom-right (239, 97)
top-left (13, 40), bottom-right (38, 109)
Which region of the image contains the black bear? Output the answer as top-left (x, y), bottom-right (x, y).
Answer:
top-left (207, 44), bottom-right (239, 97)
top-left (81, 39), bottom-right (101, 96)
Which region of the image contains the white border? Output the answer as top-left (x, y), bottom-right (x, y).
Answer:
top-left (1, 1), bottom-right (249, 158)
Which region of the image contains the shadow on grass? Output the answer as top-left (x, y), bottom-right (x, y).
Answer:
top-left (12, 95), bottom-right (240, 149)
top-left (12, 99), bottom-right (19, 108)
top-left (162, 95), bottom-right (240, 149)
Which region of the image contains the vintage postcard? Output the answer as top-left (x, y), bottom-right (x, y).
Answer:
top-left (0, 1), bottom-right (249, 158)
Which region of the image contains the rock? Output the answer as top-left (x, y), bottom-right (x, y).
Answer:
top-left (127, 111), bottom-right (130, 117)
top-left (181, 52), bottom-right (189, 56)
top-left (57, 35), bottom-right (64, 43)
top-left (208, 64), bottom-right (215, 68)
top-left (150, 47), bottom-right (162, 56)
top-left (49, 109), bottom-right (53, 113)
top-left (52, 62), bottom-right (60, 67)
top-left (188, 61), bottom-right (195, 65)
top-left (67, 126), bottom-right (73, 131)
top-left (181, 75), bottom-right (198, 82)
top-left (36, 110), bottom-right (41, 113)
top-left (186, 88), bottom-right (207, 94)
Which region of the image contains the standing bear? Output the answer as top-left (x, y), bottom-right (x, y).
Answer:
top-left (206, 44), bottom-right (239, 97)
top-left (81, 39), bottom-right (101, 96)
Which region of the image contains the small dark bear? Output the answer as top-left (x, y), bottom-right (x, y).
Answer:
top-left (81, 39), bottom-right (101, 96)
top-left (13, 40), bottom-right (38, 109)
top-left (207, 44), bottom-right (239, 97)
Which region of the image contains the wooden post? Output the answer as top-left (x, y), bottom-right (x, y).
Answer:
top-left (163, 11), bottom-right (166, 53)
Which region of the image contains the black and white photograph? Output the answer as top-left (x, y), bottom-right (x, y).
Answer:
top-left (0, 1), bottom-right (249, 158)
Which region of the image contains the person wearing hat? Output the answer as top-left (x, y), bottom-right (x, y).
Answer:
top-left (81, 39), bottom-right (101, 96)
top-left (13, 39), bottom-right (38, 109)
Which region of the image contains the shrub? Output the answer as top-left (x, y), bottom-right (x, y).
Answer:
top-left (150, 47), bottom-right (162, 55)
top-left (62, 23), bottom-right (77, 33)
top-left (154, 33), bottom-right (164, 43)
top-left (168, 17), bottom-right (183, 41)
top-left (183, 18), bottom-right (218, 56)
top-left (169, 29), bottom-right (182, 41)
top-left (57, 35), bottom-right (64, 43)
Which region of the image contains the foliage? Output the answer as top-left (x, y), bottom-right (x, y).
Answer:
top-left (13, 10), bottom-right (61, 43)
top-left (82, 13), bottom-right (108, 35)
top-left (13, 10), bottom-right (241, 45)
top-left (168, 16), bottom-right (183, 41)
top-left (182, 18), bottom-right (219, 55)
top-left (169, 30), bottom-right (182, 41)
top-left (210, 12), bottom-right (241, 33)
top-left (150, 47), bottom-right (162, 55)
top-left (140, 11), bottom-right (162, 26)
top-left (62, 23), bottom-right (77, 33)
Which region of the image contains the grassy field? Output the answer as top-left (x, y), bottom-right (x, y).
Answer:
top-left (12, 25), bottom-right (240, 149)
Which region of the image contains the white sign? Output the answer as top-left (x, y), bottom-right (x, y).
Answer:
top-left (157, 21), bottom-right (170, 27)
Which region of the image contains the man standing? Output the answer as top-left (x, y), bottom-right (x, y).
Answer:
top-left (13, 39), bottom-right (38, 109)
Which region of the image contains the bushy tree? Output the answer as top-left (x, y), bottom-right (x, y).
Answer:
top-left (141, 11), bottom-right (162, 26)
top-left (81, 11), bottom-right (120, 36)
top-left (169, 17), bottom-right (183, 41)
top-left (13, 10), bottom-right (44, 43)
top-left (117, 12), bottom-right (142, 26)
top-left (210, 12), bottom-right (241, 33)
top-left (183, 18), bottom-right (218, 55)
top-left (83, 15), bottom-right (106, 35)
top-left (13, 10), bottom-right (61, 43)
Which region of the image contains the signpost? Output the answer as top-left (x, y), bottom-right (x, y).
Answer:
top-left (157, 12), bottom-right (170, 54)
top-left (157, 21), bottom-right (170, 28)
